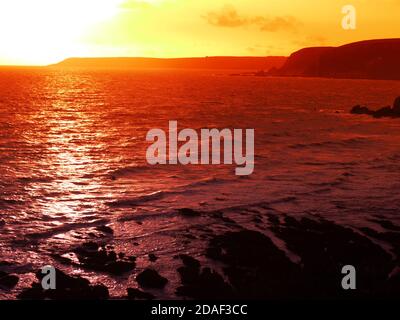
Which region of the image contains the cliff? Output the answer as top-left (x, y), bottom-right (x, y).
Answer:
top-left (274, 39), bottom-right (400, 80)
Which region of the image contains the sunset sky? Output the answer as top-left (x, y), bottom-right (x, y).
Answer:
top-left (0, 0), bottom-right (399, 65)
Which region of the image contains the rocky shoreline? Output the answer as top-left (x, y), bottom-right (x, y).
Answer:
top-left (2, 205), bottom-right (400, 300)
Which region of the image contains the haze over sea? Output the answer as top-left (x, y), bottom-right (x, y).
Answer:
top-left (1, 68), bottom-right (400, 298)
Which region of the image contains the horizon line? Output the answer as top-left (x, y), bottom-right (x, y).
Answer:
top-left (2, 37), bottom-right (399, 68)
top-left (0, 55), bottom-right (287, 68)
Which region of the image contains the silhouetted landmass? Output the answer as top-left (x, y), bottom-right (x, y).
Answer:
top-left (53, 56), bottom-right (287, 71)
top-left (351, 96), bottom-right (400, 118)
top-left (272, 39), bottom-right (400, 80)
top-left (271, 47), bottom-right (333, 76)
top-left (51, 39), bottom-right (400, 79)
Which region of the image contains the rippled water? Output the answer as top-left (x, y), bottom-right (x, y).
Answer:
top-left (1, 68), bottom-right (400, 298)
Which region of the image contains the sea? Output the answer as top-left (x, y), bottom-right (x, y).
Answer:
top-left (1, 67), bottom-right (400, 298)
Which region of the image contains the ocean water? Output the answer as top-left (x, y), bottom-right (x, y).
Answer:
top-left (1, 68), bottom-right (400, 298)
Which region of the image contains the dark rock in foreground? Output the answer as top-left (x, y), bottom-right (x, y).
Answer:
top-left (271, 216), bottom-right (395, 298)
top-left (177, 208), bottom-right (201, 217)
top-left (148, 254), bottom-right (158, 262)
top-left (17, 268), bottom-right (109, 300)
top-left (0, 271), bottom-right (19, 289)
top-left (176, 254), bottom-right (201, 269)
top-left (205, 214), bottom-right (400, 299)
top-left (95, 225), bottom-right (114, 235)
top-left (57, 242), bottom-right (135, 276)
top-left (127, 288), bottom-right (155, 300)
top-left (136, 269), bottom-right (168, 289)
top-left (175, 255), bottom-right (234, 299)
top-left (359, 226), bottom-right (400, 266)
top-left (207, 230), bottom-right (303, 299)
top-left (351, 97), bottom-right (400, 118)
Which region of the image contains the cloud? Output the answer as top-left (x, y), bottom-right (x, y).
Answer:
top-left (247, 44), bottom-right (282, 55)
top-left (292, 35), bottom-right (327, 47)
top-left (203, 4), bottom-right (300, 33)
top-left (254, 16), bottom-right (300, 32)
top-left (203, 4), bottom-right (247, 27)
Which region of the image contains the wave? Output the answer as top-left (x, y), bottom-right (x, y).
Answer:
top-left (181, 176), bottom-right (229, 189)
top-left (0, 198), bottom-right (25, 208)
top-left (107, 190), bottom-right (171, 208)
top-left (110, 164), bottom-right (154, 177)
top-left (17, 176), bottom-right (55, 183)
top-left (301, 161), bottom-right (358, 167)
top-left (24, 218), bottom-right (110, 240)
top-left (289, 137), bottom-right (373, 149)
top-left (107, 177), bottom-right (230, 208)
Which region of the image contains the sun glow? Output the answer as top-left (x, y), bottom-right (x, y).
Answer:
top-left (0, 0), bottom-right (124, 65)
top-left (0, 0), bottom-right (400, 66)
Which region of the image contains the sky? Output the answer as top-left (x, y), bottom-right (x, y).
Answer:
top-left (0, 0), bottom-right (399, 65)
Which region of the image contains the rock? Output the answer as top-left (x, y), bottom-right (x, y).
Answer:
top-left (369, 219), bottom-right (400, 232)
top-left (81, 241), bottom-right (99, 251)
top-left (148, 254), bottom-right (158, 262)
top-left (17, 285), bottom-right (44, 300)
top-left (128, 256), bottom-right (137, 262)
top-left (271, 215), bottom-right (396, 298)
top-left (0, 272), bottom-right (19, 289)
top-left (90, 285), bottom-right (110, 299)
top-left (175, 254), bottom-right (234, 299)
top-left (55, 242), bottom-right (135, 276)
top-left (206, 229), bottom-right (303, 299)
top-left (127, 288), bottom-right (155, 300)
top-left (17, 268), bottom-right (109, 300)
top-left (96, 225), bottom-right (114, 235)
top-left (176, 254), bottom-right (201, 269)
top-left (0, 261), bottom-right (13, 267)
top-left (74, 242), bottom-right (135, 275)
top-left (253, 216), bottom-right (262, 224)
top-left (373, 106), bottom-right (393, 118)
top-left (267, 213), bottom-right (280, 226)
top-left (393, 96), bottom-right (400, 113)
top-left (350, 105), bottom-right (372, 115)
top-left (105, 261), bottom-right (136, 275)
top-left (177, 208), bottom-right (201, 217)
top-left (351, 100), bottom-right (400, 119)
top-left (183, 233), bottom-right (197, 240)
top-left (118, 252), bottom-right (125, 259)
top-left (136, 269), bottom-right (168, 289)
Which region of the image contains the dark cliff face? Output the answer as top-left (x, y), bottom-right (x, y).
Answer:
top-left (275, 39), bottom-right (400, 80)
top-left (275, 47), bottom-right (333, 76)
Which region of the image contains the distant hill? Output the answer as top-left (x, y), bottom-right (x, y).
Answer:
top-left (271, 47), bottom-right (333, 76)
top-left (272, 39), bottom-right (400, 80)
top-left (53, 56), bottom-right (287, 71)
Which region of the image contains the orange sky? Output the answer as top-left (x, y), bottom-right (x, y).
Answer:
top-left (0, 0), bottom-right (399, 65)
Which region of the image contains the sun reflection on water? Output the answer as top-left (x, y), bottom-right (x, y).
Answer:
top-left (23, 72), bottom-right (117, 231)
